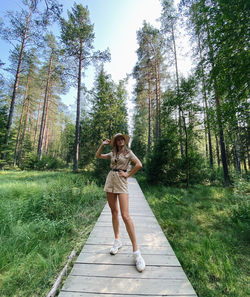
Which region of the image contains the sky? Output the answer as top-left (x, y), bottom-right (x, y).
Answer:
top-left (0, 0), bottom-right (193, 133)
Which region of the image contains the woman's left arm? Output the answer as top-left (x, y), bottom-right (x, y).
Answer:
top-left (126, 158), bottom-right (142, 178)
top-left (119, 157), bottom-right (142, 178)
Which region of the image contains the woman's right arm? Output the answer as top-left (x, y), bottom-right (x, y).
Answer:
top-left (95, 139), bottom-right (111, 159)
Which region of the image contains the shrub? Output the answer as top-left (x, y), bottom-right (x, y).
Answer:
top-left (145, 134), bottom-right (206, 186)
top-left (230, 178), bottom-right (250, 226)
top-left (20, 153), bottom-right (67, 170)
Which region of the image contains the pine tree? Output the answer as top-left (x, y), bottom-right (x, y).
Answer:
top-left (60, 3), bottom-right (110, 172)
top-left (0, 0), bottom-right (61, 160)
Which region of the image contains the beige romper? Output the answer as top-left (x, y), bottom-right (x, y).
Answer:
top-left (104, 149), bottom-right (137, 194)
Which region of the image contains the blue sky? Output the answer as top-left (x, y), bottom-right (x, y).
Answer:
top-left (0, 0), bottom-right (192, 131)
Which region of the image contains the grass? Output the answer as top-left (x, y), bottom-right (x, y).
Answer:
top-left (0, 170), bottom-right (107, 297)
top-left (1, 169), bottom-right (249, 297)
top-left (137, 175), bottom-right (250, 297)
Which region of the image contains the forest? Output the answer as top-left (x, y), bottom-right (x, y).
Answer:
top-left (0, 0), bottom-right (249, 297)
top-left (0, 0), bottom-right (249, 186)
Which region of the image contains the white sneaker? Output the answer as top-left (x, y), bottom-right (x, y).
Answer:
top-left (110, 238), bottom-right (122, 255)
top-left (133, 249), bottom-right (146, 272)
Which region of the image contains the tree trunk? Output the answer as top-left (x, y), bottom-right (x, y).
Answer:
top-left (171, 20), bottom-right (183, 157)
top-left (3, 10), bottom-right (31, 159)
top-left (245, 121), bottom-right (250, 170)
top-left (34, 98), bottom-right (41, 146)
top-left (205, 20), bottom-right (230, 185)
top-left (14, 103), bottom-right (26, 165)
top-left (42, 92), bottom-right (50, 154)
top-left (215, 133), bottom-right (220, 167)
top-left (147, 68), bottom-right (152, 152)
top-left (214, 90), bottom-right (229, 184)
top-left (17, 96), bottom-right (30, 166)
top-left (180, 107), bottom-right (189, 187)
top-left (243, 152), bottom-right (248, 175)
top-left (44, 121), bottom-right (49, 154)
top-left (234, 126), bottom-right (241, 174)
top-left (154, 60), bottom-right (160, 143)
top-left (157, 60), bottom-right (162, 137)
top-left (202, 97), bottom-right (208, 159)
top-left (198, 34), bottom-right (213, 168)
top-left (73, 42), bottom-right (83, 172)
top-left (14, 72), bottom-right (31, 166)
top-left (37, 52), bottom-right (53, 159)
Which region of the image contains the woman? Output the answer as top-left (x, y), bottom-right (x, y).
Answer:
top-left (95, 133), bottom-right (146, 272)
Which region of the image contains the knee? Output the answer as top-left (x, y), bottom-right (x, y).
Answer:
top-left (110, 208), bottom-right (119, 217)
top-left (121, 213), bottom-right (131, 223)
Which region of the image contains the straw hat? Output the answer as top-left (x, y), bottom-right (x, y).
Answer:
top-left (110, 133), bottom-right (130, 147)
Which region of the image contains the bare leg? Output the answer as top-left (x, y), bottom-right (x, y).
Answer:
top-left (107, 192), bottom-right (120, 239)
top-left (118, 193), bottom-right (138, 252)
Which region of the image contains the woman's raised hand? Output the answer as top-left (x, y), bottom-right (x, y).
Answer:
top-left (103, 139), bottom-right (111, 145)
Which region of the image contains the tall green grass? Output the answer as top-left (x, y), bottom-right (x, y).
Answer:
top-left (0, 171), bottom-right (107, 297)
top-left (137, 175), bottom-right (250, 297)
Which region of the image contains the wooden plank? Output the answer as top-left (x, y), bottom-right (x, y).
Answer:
top-left (103, 202), bottom-right (151, 206)
top-left (86, 234), bottom-right (171, 247)
top-left (96, 216), bottom-right (159, 223)
top-left (93, 222), bottom-right (162, 229)
top-left (93, 224), bottom-right (162, 231)
top-left (87, 230), bottom-right (167, 240)
top-left (85, 236), bottom-right (170, 247)
top-left (70, 263), bottom-right (187, 279)
top-left (57, 177), bottom-right (198, 297)
top-left (76, 253), bottom-right (181, 266)
top-left (101, 212), bottom-right (154, 216)
top-left (99, 212), bottom-right (153, 216)
top-left (81, 244), bottom-right (175, 255)
top-left (60, 276), bottom-right (197, 295)
top-left (88, 228), bottom-right (168, 240)
top-left (59, 292), bottom-right (197, 297)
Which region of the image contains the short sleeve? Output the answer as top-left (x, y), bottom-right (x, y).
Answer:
top-left (106, 152), bottom-right (112, 159)
top-left (101, 151), bottom-right (112, 159)
top-left (129, 150), bottom-right (137, 162)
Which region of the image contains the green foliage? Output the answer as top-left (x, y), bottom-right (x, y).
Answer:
top-left (61, 121), bottom-right (75, 164)
top-left (131, 107), bottom-right (148, 162)
top-left (145, 128), bottom-right (179, 185)
top-left (79, 66), bottom-right (129, 175)
top-left (0, 104), bottom-right (8, 159)
top-left (0, 170), bottom-right (106, 297)
top-left (89, 66), bottom-right (128, 142)
top-left (179, 0), bottom-right (249, 184)
top-left (60, 4), bottom-right (110, 171)
top-left (205, 167), bottom-right (227, 185)
top-left (19, 152), bottom-right (67, 170)
top-left (230, 177), bottom-right (250, 228)
top-left (145, 118), bottom-right (207, 186)
top-left (92, 156), bottom-right (112, 186)
top-left (140, 181), bottom-right (250, 297)
top-left (60, 3), bottom-right (94, 58)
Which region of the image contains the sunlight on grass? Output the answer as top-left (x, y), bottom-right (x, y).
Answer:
top-left (0, 170), bottom-right (107, 297)
top-left (139, 180), bottom-right (250, 297)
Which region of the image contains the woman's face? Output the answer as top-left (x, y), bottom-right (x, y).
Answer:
top-left (116, 136), bottom-right (125, 146)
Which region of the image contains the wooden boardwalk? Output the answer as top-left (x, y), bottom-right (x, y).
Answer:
top-left (58, 177), bottom-right (198, 297)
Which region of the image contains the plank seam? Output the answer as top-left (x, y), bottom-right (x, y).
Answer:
top-left (60, 289), bottom-right (197, 296)
top-left (75, 262), bottom-right (181, 267)
top-left (79, 252), bottom-right (175, 255)
top-left (84, 243), bottom-right (171, 247)
top-left (69, 274), bottom-right (187, 280)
